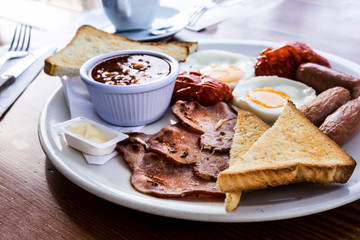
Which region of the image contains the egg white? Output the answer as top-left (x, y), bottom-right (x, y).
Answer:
top-left (232, 76), bottom-right (316, 122)
top-left (180, 49), bottom-right (255, 89)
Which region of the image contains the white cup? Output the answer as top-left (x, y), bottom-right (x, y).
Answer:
top-left (102, 0), bottom-right (160, 31)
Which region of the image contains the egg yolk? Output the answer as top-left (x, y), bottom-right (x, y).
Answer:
top-left (247, 88), bottom-right (290, 108)
top-left (199, 64), bottom-right (244, 83)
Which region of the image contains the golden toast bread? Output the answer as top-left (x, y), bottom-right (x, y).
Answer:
top-left (217, 101), bottom-right (356, 194)
top-left (225, 109), bottom-right (270, 212)
top-left (44, 25), bottom-right (198, 77)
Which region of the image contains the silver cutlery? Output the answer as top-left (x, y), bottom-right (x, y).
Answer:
top-left (0, 24), bottom-right (32, 70)
top-left (149, 3), bottom-right (214, 35)
top-left (0, 45), bottom-right (53, 90)
top-left (186, 0), bottom-right (250, 30)
top-left (105, 0), bottom-right (251, 38)
top-left (149, 0), bottom-right (249, 35)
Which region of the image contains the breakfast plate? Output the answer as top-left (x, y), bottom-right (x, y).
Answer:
top-left (39, 40), bottom-right (360, 222)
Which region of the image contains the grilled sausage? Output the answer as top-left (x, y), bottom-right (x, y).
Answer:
top-left (255, 41), bottom-right (330, 79)
top-left (319, 99), bottom-right (360, 146)
top-left (171, 71), bottom-right (233, 106)
top-left (295, 63), bottom-right (360, 98)
top-left (299, 87), bottom-right (350, 126)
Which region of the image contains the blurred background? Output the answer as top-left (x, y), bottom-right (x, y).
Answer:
top-left (0, 0), bottom-right (101, 46)
top-left (1, 0), bottom-right (359, 62)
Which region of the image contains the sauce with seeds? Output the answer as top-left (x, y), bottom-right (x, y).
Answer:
top-left (91, 54), bottom-right (171, 85)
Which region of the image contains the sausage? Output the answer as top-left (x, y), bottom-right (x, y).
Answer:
top-left (299, 87), bottom-right (350, 126)
top-left (171, 71), bottom-right (233, 106)
top-left (295, 63), bottom-right (360, 98)
top-left (319, 99), bottom-right (360, 146)
top-left (255, 41), bottom-right (330, 79)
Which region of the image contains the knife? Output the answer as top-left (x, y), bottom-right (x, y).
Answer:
top-left (0, 45), bottom-right (54, 90)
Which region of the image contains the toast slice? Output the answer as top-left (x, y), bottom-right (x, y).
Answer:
top-left (225, 109), bottom-right (270, 212)
top-left (44, 25), bottom-right (198, 77)
top-left (217, 101), bottom-right (356, 194)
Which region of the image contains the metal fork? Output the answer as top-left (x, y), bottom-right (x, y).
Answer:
top-left (0, 24), bottom-right (32, 69)
top-left (149, 3), bottom-right (214, 36)
top-left (186, 0), bottom-right (249, 30)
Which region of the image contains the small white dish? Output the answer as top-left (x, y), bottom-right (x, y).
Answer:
top-left (80, 50), bottom-right (180, 126)
top-left (53, 116), bottom-right (127, 156)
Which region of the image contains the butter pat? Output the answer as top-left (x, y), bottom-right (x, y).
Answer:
top-left (53, 117), bottom-right (127, 156)
top-left (66, 122), bottom-right (109, 144)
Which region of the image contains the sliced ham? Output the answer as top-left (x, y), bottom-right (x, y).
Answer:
top-left (146, 122), bottom-right (229, 179)
top-left (117, 141), bottom-right (146, 170)
top-left (194, 152), bottom-right (229, 180)
top-left (147, 123), bottom-right (202, 165)
top-left (117, 100), bottom-right (235, 198)
top-left (172, 100), bottom-right (237, 152)
top-left (117, 140), bottom-right (223, 198)
top-left (200, 117), bottom-right (237, 152)
top-left (127, 132), bottom-right (152, 148)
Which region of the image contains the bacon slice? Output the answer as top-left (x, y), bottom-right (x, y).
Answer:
top-left (127, 132), bottom-right (152, 146)
top-left (147, 123), bottom-right (202, 165)
top-left (117, 100), bottom-right (235, 198)
top-left (194, 152), bottom-right (229, 180)
top-left (117, 140), bottom-right (223, 198)
top-left (172, 100), bottom-right (237, 152)
top-left (132, 152), bottom-right (223, 198)
top-left (200, 117), bottom-right (237, 152)
top-left (146, 123), bottom-right (229, 180)
top-left (117, 140), bottom-right (147, 170)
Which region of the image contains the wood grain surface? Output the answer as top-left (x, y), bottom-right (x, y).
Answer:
top-left (1, 0), bottom-right (360, 239)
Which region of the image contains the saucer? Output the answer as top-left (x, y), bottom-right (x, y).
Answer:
top-left (103, 6), bottom-right (181, 41)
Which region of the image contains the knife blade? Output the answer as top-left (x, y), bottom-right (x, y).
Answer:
top-left (0, 45), bottom-right (54, 90)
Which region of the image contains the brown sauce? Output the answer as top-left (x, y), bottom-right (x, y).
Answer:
top-left (91, 54), bottom-right (171, 85)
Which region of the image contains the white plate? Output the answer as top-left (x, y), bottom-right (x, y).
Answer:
top-left (104, 6), bottom-right (182, 41)
top-left (38, 40), bottom-right (360, 222)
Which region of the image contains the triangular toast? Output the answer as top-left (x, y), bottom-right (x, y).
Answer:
top-left (225, 109), bottom-right (269, 212)
top-left (217, 101), bottom-right (356, 193)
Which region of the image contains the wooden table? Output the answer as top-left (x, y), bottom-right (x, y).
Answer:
top-left (1, 0), bottom-right (360, 239)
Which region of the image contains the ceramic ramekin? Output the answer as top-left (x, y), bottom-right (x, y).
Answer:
top-left (80, 50), bottom-right (179, 126)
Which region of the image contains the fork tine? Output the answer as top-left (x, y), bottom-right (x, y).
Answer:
top-left (20, 25), bottom-right (27, 51)
top-left (0, 24), bottom-right (31, 68)
top-left (8, 25), bottom-right (20, 51)
top-left (20, 25), bottom-right (31, 51)
top-left (14, 24), bottom-right (24, 51)
top-left (8, 24), bottom-right (31, 52)
top-left (25, 25), bottom-right (32, 51)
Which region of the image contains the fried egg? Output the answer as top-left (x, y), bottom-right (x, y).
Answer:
top-left (180, 49), bottom-right (255, 89)
top-left (232, 76), bottom-right (316, 122)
